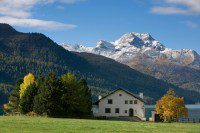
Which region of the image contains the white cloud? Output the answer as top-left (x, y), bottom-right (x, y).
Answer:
top-left (151, 6), bottom-right (188, 15)
top-left (151, 1), bottom-right (199, 30)
top-left (0, 0), bottom-right (84, 30)
top-left (151, 0), bottom-right (200, 15)
top-left (57, 5), bottom-right (65, 10)
top-left (0, 0), bottom-right (36, 18)
top-left (183, 20), bottom-right (199, 29)
top-left (45, 0), bottom-right (85, 4)
top-left (0, 16), bottom-right (76, 30)
top-left (165, 0), bottom-right (200, 13)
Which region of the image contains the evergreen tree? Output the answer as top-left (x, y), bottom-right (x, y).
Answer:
top-left (33, 93), bottom-right (46, 115)
top-left (19, 83), bottom-right (38, 114)
top-left (60, 73), bottom-right (92, 117)
top-left (32, 76), bottom-right (46, 115)
top-left (78, 78), bottom-right (92, 116)
top-left (4, 79), bottom-right (23, 114)
top-left (61, 72), bottom-right (79, 116)
top-left (33, 73), bottom-right (62, 117)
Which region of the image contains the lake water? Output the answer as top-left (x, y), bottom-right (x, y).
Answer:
top-left (145, 104), bottom-right (200, 119)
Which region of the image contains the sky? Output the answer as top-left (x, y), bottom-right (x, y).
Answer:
top-left (0, 0), bottom-right (199, 53)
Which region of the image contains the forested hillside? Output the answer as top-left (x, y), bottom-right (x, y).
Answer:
top-left (0, 23), bottom-right (199, 105)
top-left (0, 84), bottom-right (12, 115)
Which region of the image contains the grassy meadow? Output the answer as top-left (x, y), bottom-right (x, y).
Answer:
top-left (0, 116), bottom-right (199, 133)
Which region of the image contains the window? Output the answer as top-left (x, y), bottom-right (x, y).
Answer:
top-left (105, 108), bottom-right (111, 113)
top-left (115, 108), bottom-right (120, 113)
top-left (119, 94), bottom-right (122, 96)
top-left (134, 100), bottom-right (138, 104)
top-left (108, 99), bottom-right (113, 104)
top-left (125, 110), bottom-right (127, 113)
top-left (125, 100), bottom-right (128, 104)
top-left (130, 100), bottom-right (133, 104)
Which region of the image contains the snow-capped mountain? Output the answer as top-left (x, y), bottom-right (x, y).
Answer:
top-left (62, 32), bottom-right (200, 94)
top-left (62, 32), bottom-right (199, 69)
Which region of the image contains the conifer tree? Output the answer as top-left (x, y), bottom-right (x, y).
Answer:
top-left (61, 72), bottom-right (79, 116)
top-left (19, 83), bottom-right (38, 114)
top-left (78, 78), bottom-right (92, 116)
top-left (33, 73), bottom-right (62, 117)
top-left (4, 79), bottom-right (23, 114)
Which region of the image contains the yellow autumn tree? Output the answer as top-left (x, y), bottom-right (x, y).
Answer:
top-left (20, 73), bottom-right (35, 98)
top-left (155, 89), bottom-right (188, 122)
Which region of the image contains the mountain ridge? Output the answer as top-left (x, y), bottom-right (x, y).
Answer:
top-left (62, 32), bottom-right (200, 93)
top-left (62, 32), bottom-right (199, 62)
top-left (0, 23), bottom-right (199, 105)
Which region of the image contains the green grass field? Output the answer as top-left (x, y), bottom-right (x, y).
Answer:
top-left (0, 116), bottom-right (199, 133)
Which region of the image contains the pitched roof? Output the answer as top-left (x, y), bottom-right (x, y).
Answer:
top-left (94, 88), bottom-right (145, 105)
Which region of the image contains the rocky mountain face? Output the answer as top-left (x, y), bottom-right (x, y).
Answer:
top-left (62, 32), bottom-right (200, 93)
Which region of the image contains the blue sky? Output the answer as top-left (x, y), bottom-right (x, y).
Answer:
top-left (0, 0), bottom-right (199, 53)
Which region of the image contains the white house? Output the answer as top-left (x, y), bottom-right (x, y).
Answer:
top-left (93, 88), bottom-right (146, 121)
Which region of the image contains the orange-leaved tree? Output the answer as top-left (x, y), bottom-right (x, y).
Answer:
top-left (155, 89), bottom-right (188, 122)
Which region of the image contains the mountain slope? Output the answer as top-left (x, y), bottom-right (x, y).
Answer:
top-left (0, 24), bottom-right (199, 104)
top-left (62, 32), bottom-right (200, 93)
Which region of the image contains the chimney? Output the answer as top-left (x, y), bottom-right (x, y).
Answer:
top-left (139, 93), bottom-right (143, 99)
top-left (98, 95), bottom-right (102, 100)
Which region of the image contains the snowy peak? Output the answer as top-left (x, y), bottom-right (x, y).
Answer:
top-left (95, 40), bottom-right (115, 50)
top-left (62, 43), bottom-right (93, 53)
top-left (162, 49), bottom-right (200, 66)
top-left (61, 32), bottom-right (199, 69)
top-left (114, 32), bottom-right (165, 51)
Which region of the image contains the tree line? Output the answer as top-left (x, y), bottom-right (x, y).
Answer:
top-left (4, 72), bottom-right (92, 118)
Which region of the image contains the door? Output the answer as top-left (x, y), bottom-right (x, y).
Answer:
top-left (129, 108), bottom-right (134, 117)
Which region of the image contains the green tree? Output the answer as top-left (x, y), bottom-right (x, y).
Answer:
top-left (61, 72), bottom-right (79, 116)
top-left (78, 78), bottom-right (92, 116)
top-left (4, 79), bottom-right (23, 114)
top-left (61, 72), bottom-right (92, 117)
top-left (19, 83), bottom-right (38, 114)
top-left (33, 73), bottom-right (62, 117)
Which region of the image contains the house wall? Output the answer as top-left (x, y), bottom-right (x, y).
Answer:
top-left (96, 90), bottom-right (145, 119)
